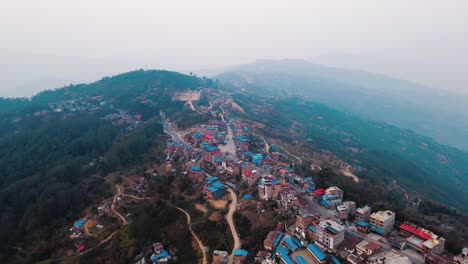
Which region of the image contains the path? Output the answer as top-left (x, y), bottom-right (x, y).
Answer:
top-left (174, 206), bottom-right (207, 264)
top-left (105, 178), bottom-right (127, 224)
top-left (226, 187), bottom-right (241, 264)
top-left (187, 101), bottom-right (201, 114)
top-left (281, 145), bottom-right (303, 164)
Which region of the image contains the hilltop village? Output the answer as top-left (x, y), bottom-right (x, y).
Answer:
top-left (155, 90), bottom-right (466, 264)
top-left (30, 86), bottom-right (467, 264)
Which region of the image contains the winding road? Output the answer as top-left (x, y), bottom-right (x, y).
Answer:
top-left (226, 187), bottom-right (241, 264)
top-left (175, 206), bottom-right (207, 264)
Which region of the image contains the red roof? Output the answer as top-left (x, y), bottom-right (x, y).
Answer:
top-left (314, 188), bottom-right (326, 195)
top-left (399, 224), bottom-right (432, 240)
top-left (204, 134), bottom-right (214, 139)
top-left (77, 244), bottom-right (86, 251)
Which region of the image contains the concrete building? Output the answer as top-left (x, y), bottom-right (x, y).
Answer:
top-left (263, 231), bottom-right (284, 250)
top-left (212, 250), bottom-right (228, 264)
top-left (355, 205), bottom-right (371, 222)
top-left (370, 210), bottom-right (395, 235)
top-left (335, 204), bottom-right (349, 220)
top-left (399, 223), bottom-right (445, 254)
top-left (315, 220), bottom-right (345, 250)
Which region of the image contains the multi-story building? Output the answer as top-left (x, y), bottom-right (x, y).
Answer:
top-left (334, 204), bottom-right (349, 220)
top-left (370, 210), bottom-right (395, 235)
top-left (206, 177), bottom-right (226, 200)
top-left (320, 193), bottom-right (342, 209)
top-left (399, 223), bottom-right (445, 254)
top-left (326, 186), bottom-right (343, 199)
top-left (315, 220), bottom-right (345, 250)
top-left (258, 178), bottom-right (273, 200)
top-left (295, 212), bottom-right (320, 240)
top-left (355, 205), bottom-right (371, 222)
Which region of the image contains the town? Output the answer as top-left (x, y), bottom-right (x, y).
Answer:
top-left (46, 87), bottom-right (467, 264)
top-left (157, 89), bottom-right (467, 264)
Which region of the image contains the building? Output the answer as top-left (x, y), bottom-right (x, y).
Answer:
top-left (368, 250), bottom-right (411, 264)
top-left (344, 201), bottom-right (357, 216)
top-left (315, 220), bottom-right (345, 250)
top-left (356, 221), bottom-right (371, 234)
top-left (264, 231), bottom-right (284, 250)
top-left (212, 250), bottom-right (228, 264)
top-left (399, 223), bottom-right (445, 254)
top-left (307, 244), bottom-right (327, 264)
top-left (233, 249), bottom-right (248, 263)
top-left (206, 178), bottom-right (226, 200)
top-left (326, 186), bottom-right (344, 199)
top-left (355, 240), bottom-right (380, 256)
top-left (295, 213), bottom-right (320, 240)
top-left (335, 204), bottom-right (349, 220)
top-left (370, 210), bottom-right (395, 235)
top-left (189, 165), bottom-right (203, 182)
top-left (258, 177), bottom-right (273, 200)
top-left (355, 205), bottom-right (371, 222)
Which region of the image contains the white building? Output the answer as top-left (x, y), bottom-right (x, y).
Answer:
top-left (315, 220), bottom-right (345, 250)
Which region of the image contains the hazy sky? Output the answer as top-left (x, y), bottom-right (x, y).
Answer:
top-left (1, 0), bottom-right (467, 97)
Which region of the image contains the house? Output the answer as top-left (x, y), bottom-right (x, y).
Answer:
top-left (295, 212), bottom-right (320, 240)
top-left (355, 205), bottom-right (371, 222)
top-left (283, 236), bottom-right (303, 252)
top-left (355, 240), bottom-right (380, 256)
top-left (370, 210), bottom-right (395, 235)
top-left (356, 221), bottom-right (371, 233)
top-left (212, 250), bottom-right (228, 264)
top-left (206, 180), bottom-right (226, 200)
top-left (307, 244), bottom-right (327, 264)
top-left (315, 220), bottom-right (345, 250)
top-left (399, 223), bottom-right (445, 254)
top-left (264, 231), bottom-right (284, 250)
top-left (233, 249), bottom-right (248, 263)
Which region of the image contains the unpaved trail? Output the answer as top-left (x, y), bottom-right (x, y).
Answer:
top-left (105, 178), bottom-right (127, 224)
top-left (281, 146), bottom-right (303, 164)
top-left (175, 206), bottom-right (207, 264)
top-left (226, 188), bottom-right (241, 264)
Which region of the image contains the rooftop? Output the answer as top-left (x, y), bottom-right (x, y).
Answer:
top-left (307, 244), bottom-right (326, 261)
top-left (233, 249), bottom-right (248, 257)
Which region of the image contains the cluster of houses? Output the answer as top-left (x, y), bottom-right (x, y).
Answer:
top-left (161, 99), bottom-right (460, 264)
top-left (49, 96), bottom-right (106, 113)
top-left (104, 109), bottom-right (142, 131)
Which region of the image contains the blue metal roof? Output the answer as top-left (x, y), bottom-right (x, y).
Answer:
top-left (273, 233), bottom-right (284, 248)
top-left (296, 256), bottom-right (307, 264)
top-left (280, 254), bottom-right (294, 264)
top-left (308, 225), bottom-right (316, 233)
top-left (356, 221), bottom-right (370, 227)
top-left (234, 249), bottom-right (248, 257)
top-left (241, 194), bottom-right (253, 200)
top-left (210, 181), bottom-right (224, 189)
top-left (207, 186), bottom-right (221, 192)
top-left (271, 179), bottom-right (281, 185)
top-left (191, 166), bottom-right (201, 172)
top-left (206, 176), bottom-right (218, 182)
top-left (74, 219), bottom-right (86, 228)
top-left (291, 237), bottom-right (304, 248)
top-left (205, 145), bottom-right (218, 152)
top-left (331, 255), bottom-right (341, 264)
top-left (307, 244), bottom-right (326, 261)
top-left (284, 237), bottom-right (299, 252)
top-left (275, 246), bottom-right (289, 256)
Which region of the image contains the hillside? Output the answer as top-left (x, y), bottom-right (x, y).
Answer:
top-left (0, 70), bottom-right (214, 263)
top-left (216, 59), bottom-right (468, 150)
top-left (221, 90), bottom-right (468, 212)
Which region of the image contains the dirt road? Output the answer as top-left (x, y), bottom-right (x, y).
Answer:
top-left (226, 187), bottom-right (241, 264)
top-left (175, 206), bottom-right (207, 264)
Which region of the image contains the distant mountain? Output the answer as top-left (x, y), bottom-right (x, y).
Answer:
top-left (216, 59), bottom-right (468, 150)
